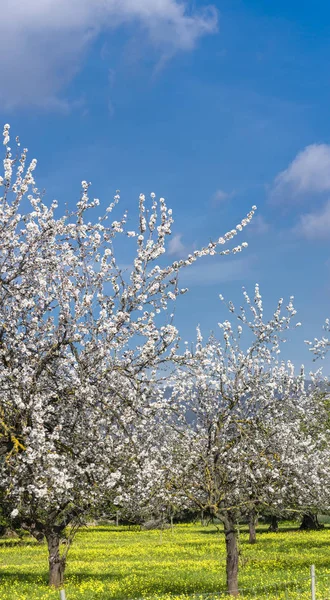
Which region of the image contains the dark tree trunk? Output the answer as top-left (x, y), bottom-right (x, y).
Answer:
top-left (46, 531), bottom-right (66, 588)
top-left (248, 511), bottom-right (257, 544)
top-left (268, 516), bottom-right (279, 532)
top-left (300, 512), bottom-right (323, 530)
top-left (223, 514), bottom-right (239, 597)
top-left (21, 520), bottom-right (45, 542)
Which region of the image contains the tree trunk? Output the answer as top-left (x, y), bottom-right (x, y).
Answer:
top-left (223, 514), bottom-right (239, 597)
top-left (46, 531), bottom-right (66, 588)
top-left (21, 520), bottom-right (45, 542)
top-left (248, 510), bottom-right (257, 544)
top-left (268, 516), bottom-right (279, 532)
top-left (300, 512), bottom-right (323, 530)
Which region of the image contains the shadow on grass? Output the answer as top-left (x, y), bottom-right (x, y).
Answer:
top-left (244, 530), bottom-right (330, 543)
top-left (0, 569), bottom-right (126, 587)
top-left (0, 538), bottom-right (40, 548)
top-left (0, 571), bottom-right (48, 585)
top-left (68, 576), bottom-right (226, 598)
top-left (198, 525), bottom-right (321, 536)
top-left (78, 526), bottom-right (139, 535)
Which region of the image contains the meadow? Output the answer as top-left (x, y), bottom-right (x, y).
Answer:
top-left (1, 523), bottom-right (330, 599)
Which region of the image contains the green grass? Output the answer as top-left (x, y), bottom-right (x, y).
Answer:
top-left (1, 523), bottom-right (330, 599)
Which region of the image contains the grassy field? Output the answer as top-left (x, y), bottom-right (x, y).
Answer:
top-left (1, 523), bottom-right (330, 599)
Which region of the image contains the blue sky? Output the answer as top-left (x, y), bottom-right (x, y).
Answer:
top-left (3, 0), bottom-right (330, 372)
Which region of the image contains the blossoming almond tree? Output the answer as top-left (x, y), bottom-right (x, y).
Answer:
top-left (164, 287), bottom-right (329, 596)
top-left (303, 319), bottom-right (330, 529)
top-left (110, 414), bottom-right (192, 528)
top-left (0, 124), bottom-right (256, 587)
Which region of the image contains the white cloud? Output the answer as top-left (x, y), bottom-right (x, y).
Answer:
top-left (248, 214), bottom-right (269, 235)
top-left (295, 199), bottom-right (330, 240)
top-left (212, 189), bottom-right (230, 205)
top-left (178, 257), bottom-right (253, 286)
top-left (270, 144), bottom-right (330, 203)
top-left (168, 233), bottom-right (186, 256)
top-left (0, 0), bottom-right (218, 110)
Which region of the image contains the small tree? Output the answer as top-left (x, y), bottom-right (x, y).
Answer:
top-left (165, 287), bottom-right (325, 596)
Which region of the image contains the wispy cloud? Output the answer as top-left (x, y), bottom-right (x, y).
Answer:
top-left (168, 233), bottom-right (187, 257)
top-left (295, 199), bottom-right (330, 240)
top-left (0, 0), bottom-right (218, 110)
top-left (247, 214), bottom-right (269, 235)
top-left (178, 256), bottom-right (253, 286)
top-left (211, 188), bottom-right (235, 207)
top-left (270, 143), bottom-right (330, 203)
top-left (212, 189), bottom-right (231, 204)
